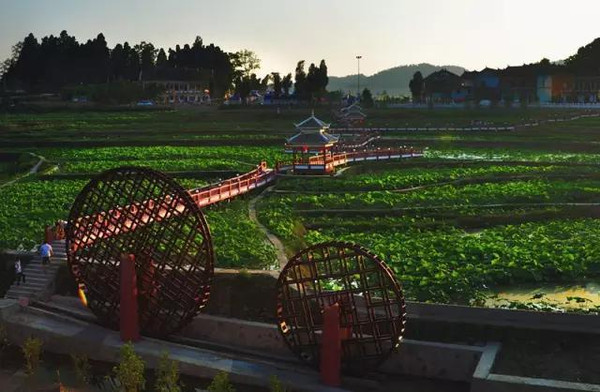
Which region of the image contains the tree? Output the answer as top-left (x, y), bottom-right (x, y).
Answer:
top-left (232, 49), bottom-right (262, 99)
top-left (281, 73), bottom-right (293, 96)
top-left (15, 33), bottom-right (40, 90)
top-left (135, 41), bottom-right (157, 80)
top-left (271, 72), bottom-right (281, 97)
top-left (294, 60), bottom-right (307, 99)
top-left (109, 43), bottom-right (126, 81)
top-left (88, 33), bottom-right (109, 83)
top-left (1, 32), bottom-right (235, 95)
top-left (232, 49), bottom-right (260, 79)
top-left (306, 62), bottom-right (318, 100)
top-left (409, 71), bottom-right (423, 103)
top-left (318, 59), bottom-right (329, 94)
top-left (361, 88), bottom-right (374, 108)
top-left (565, 38), bottom-right (600, 74)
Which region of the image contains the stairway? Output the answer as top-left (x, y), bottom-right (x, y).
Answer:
top-left (4, 240), bottom-right (67, 301)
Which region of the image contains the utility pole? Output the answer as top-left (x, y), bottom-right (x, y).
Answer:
top-left (356, 55), bottom-right (362, 101)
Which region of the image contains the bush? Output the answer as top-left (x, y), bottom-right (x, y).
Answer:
top-left (22, 336), bottom-right (43, 375)
top-left (113, 342), bottom-right (145, 392)
top-left (207, 371), bottom-right (235, 392)
top-left (71, 353), bottom-right (91, 385)
top-left (155, 350), bottom-right (181, 392)
top-left (269, 375), bottom-right (288, 392)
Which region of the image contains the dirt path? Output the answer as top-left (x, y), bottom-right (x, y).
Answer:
top-left (0, 152), bottom-right (47, 189)
top-left (248, 186), bottom-right (288, 269)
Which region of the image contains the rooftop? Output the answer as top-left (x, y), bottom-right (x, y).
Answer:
top-left (294, 110), bottom-right (330, 130)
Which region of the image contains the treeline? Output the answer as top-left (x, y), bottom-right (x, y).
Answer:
top-left (0, 31), bottom-right (233, 97)
top-left (565, 38), bottom-right (600, 74)
top-left (228, 52), bottom-right (329, 101)
top-left (0, 30), bottom-right (332, 103)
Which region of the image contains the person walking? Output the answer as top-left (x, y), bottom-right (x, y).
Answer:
top-left (14, 258), bottom-right (25, 285)
top-left (39, 240), bottom-right (53, 272)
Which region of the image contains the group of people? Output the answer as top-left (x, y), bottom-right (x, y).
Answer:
top-left (12, 239), bottom-right (54, 286)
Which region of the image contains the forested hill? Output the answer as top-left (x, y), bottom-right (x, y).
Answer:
top-left (328, 63), bottom-right (466, 96)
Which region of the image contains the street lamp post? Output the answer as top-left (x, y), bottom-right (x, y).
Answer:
top-left (356, 55), bottom-right (362, 101)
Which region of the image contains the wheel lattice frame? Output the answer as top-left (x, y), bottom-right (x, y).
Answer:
top-left (276, 242), bottom-right (406, 373)
top-left (66, 167), bottom-right (214, 337)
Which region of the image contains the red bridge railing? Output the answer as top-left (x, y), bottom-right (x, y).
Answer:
top-left (188, 162), bottom-right (275, 207)
top-left (62, 148), bottom-right (423, 247)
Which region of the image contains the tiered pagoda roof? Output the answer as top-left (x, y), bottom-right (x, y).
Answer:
top-left (340, 102), bottom-right (366, 119)
top-left (286, 111), bottom-right (339, 150)
top-left (293, 110), bottom-right (331, 130)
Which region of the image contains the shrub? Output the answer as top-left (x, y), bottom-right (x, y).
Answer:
top-left (154, 350), bottom-right (181, 392)
top-left (113, 342), bottom-right (145, 392)
top-left (207, 371), bottom-right (235, 392)
top-left (22, 336), bottom-right (43, 375)
top-left (71, 353), bottom-right (91, 385)
top-left (269, 375), bottom-right (288, 392)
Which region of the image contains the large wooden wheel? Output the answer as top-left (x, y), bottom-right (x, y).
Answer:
top-left (66, 167), bottom-right (214, 337)
top-left (276, 242), bottom-right (406, 373)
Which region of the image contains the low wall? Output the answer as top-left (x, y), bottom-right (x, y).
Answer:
top-left (178, 313), bottom-right (485, 382)
top-left (407, 302), bottom-right (600, 335)
top-left (470, 342), bottom-right (600, 392)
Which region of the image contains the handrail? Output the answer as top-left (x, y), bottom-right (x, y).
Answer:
top-left (64, 149), bottom-right (424, 249)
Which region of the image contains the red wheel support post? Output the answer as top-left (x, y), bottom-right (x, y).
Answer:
top-left (120, 253), bottom-right (140, 341)
top-left (320, 303), bottom-right (342, 387)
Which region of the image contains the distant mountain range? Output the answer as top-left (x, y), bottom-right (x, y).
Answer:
top-left (328, 63), bottom-right (466, 97)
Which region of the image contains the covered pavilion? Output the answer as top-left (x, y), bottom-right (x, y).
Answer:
top-left (284, 111), bottom-right (339, 174)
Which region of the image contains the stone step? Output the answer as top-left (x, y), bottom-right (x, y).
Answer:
top-left (8, 283), bottom-right (46, 290)
top-left (25, 262), bottom-right (65, 268)
top-left (11, 276), bottom-right (48, 284)
top-left (23, 274), bottom-right (57, 281)
top-left (21, 273), bottom-right (57, 280)
top-left (8, 285), bottom-right (46, 292)
top-left (6, 289), bottom-right (40, 298)
top-left (27, 257), bottom-right (67, 263)
top-left (25, 264), bottom-right (61, 270)
top-left (25, 260), bottom-right (65, 266)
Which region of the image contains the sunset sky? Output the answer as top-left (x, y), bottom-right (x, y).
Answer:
top-left (1, 0), bottom-right (599, 77)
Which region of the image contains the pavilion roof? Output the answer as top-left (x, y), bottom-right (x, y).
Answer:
top-left (286, 129), bottom-right (339, 147)
top-left (294, 110), bottom-right (330, 130)
top-left (340, 102), bottom-right (366, 118)
top-left (342, 111), bottom-right (366, 119)
top-left (341, 102), bottom-right (362, 112)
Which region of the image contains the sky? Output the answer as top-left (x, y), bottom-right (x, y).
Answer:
top-left (1, 0), bottom-right (600, 77)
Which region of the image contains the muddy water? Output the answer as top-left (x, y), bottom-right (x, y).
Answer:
top-left (486, 282), bottom-right (600, 311)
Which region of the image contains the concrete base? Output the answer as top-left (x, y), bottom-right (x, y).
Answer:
top-left (178, 313), bottom-right (485, 382)
top-left (471, 342), bottom-right (600, 392)
top-left (0, 304), bottom-right (358, 392)
top-left (0, 299), bottom-right (19, 319)
top-left (6, 296), bottom-right (599, 391)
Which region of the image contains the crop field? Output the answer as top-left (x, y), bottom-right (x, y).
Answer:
top-left (258, 163), bottom-right (600, 307)
top-left (1, 106), bottom-right (600, 310)
top-left (38, 146), bottom-right (286, 174)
